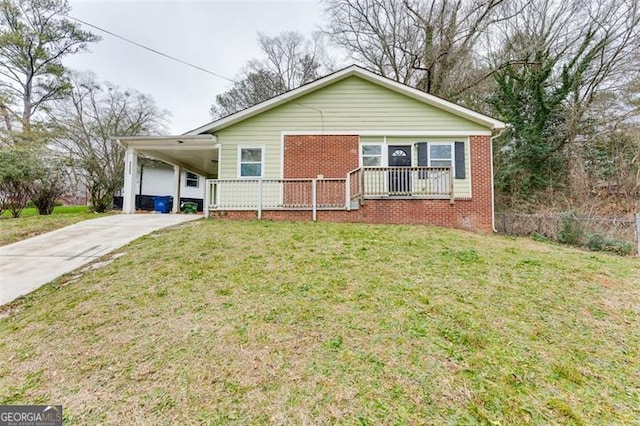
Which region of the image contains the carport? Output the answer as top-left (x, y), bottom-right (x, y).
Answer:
top-left (115, 135), bottom-right (218, 213)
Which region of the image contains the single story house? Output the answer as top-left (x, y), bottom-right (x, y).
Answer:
top-left (115, 65), bottom-right (506, 232)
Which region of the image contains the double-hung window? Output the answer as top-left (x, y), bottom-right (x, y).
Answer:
top-left (185, 172), bottom-right (199, 188)
top-left (428, 144), bottom-right (453, 168)
top-left (361, 145), bottom-right (382, 167)
top-left (417, 141), bottom-right (465, 179)
top-left (239, 147), bottom-right (263, 178)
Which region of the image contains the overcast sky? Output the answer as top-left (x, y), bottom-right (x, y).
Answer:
top-left (65, 0), bottom-right (328, 134)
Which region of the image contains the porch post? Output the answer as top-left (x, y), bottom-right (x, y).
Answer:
top-left (203, 178), bottom-right (210, 218)
top-left (122, 146), bottom-right (138, 214)
top-left (172, 165), bottom-right (181, 213)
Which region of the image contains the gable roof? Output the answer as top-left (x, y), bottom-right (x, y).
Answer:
top-left (186, 65), bottom-right (506, 135)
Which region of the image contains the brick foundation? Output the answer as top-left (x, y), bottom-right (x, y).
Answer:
top-left (209, 198), bottom-right (491, 232)
top-left (209, 135), bottom-right (494, 233)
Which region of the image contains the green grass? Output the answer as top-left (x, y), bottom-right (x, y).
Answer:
top-left (0, 206), bottom-right (108, 246)
top-left (0, 220), bottom-right (638, 424)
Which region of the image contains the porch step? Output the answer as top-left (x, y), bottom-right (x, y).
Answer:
top-left (349, 200), bottom-right (361, 210)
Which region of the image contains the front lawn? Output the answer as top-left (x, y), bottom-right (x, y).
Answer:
top-left (0, 206), bottom-right (108, 246)
top-left (0, 221), bottom-right (638, 424)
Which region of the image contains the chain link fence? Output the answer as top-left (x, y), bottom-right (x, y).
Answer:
top-left (495, 212), bottom-right (640, 255)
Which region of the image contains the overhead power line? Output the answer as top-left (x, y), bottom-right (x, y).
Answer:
top-left (67, 15), bottom-right (236, 84)
top-left (66, 14), bottom-right (325, 130)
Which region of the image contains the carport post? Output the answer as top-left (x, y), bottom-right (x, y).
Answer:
top-left (203, 179), bottom-right (210, 218)
top-left (122, 146), bottom-right (138, 214)
top-left (172, 165), bottom-right (181, 213)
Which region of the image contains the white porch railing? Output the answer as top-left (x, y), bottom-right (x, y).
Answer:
top-left (206, 178), bottom-right (349, 220)
top-left (206, 166), bottom-right (455, 216)
top-left (360, 166), bottom-right (453, 201)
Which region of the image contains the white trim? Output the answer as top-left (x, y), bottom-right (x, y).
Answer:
top-left (116, 135), bottom-right (216, 142)
top-left (465, 137), bottom-right (472, 199)
top-left (426, 142), bottom-right (455, 172)
top-left (204, 179), bottom-right (210, 215)
top-left (119, 145), bottom-right (213, 151)
top-left (237, 145), bottom-right (265, 179)
top-left (122, 146), bottom-right (138, 214)
top-left (217, 144), bottom-right (222, 179)
top-left (280, 134), bottom-right (285, 179)
top-left (360, 143), bottom-right (384, 167)
top-left (172, 165), bottom-right (181, 213)
top-left (280, 130), bottom-right (492, 137)
top-left (489, 130), bottom-right (507, 232)
top-left (185, 171), bottom-right (199, 188)
top-left (186, 66), bottom-right (506, 135)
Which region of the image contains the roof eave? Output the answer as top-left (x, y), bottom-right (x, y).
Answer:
top-left (187, 65), bottom-right (506, 134)
top-left (185, 67), bottom-right (361, 135)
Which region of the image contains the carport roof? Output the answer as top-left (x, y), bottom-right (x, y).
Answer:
top-left (113, 134), bottom-right (218, 177)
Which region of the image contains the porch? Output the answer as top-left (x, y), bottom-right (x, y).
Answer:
top-left (206, 166), bottom-right (454, 219)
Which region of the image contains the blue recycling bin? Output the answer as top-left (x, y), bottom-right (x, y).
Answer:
top-left (153, 196), bottom-right (171, 213)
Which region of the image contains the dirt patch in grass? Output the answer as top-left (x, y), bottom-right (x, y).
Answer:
top-left (0, 221), bottom-right (638, 424)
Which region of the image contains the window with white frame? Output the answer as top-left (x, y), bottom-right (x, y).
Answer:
top-left (185, 171), bottom-right (199, 188)
top-left (239, 147), bottom-right (263, 177)
top-left (429, 144), bottom-right (453, 167)
top-left (361, 145), bottom-right (382, 166)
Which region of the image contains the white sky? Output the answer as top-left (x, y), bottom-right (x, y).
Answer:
top-left (65, 0), bottom-right (327, 134)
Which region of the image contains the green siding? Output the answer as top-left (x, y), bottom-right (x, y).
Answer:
top-left (214, 76), bottom-right (489, 192)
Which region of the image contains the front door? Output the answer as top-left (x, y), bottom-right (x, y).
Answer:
top-left (388, 145), bottom-right (412, 194)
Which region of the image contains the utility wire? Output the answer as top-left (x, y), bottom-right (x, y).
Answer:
top-left (67, 15), bottom-right (237, 84)
top-left (67, 14), bottom-right (325, 130)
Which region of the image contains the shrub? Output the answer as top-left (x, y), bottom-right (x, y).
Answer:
top-left (585, 233), bottom-right (634, 256)
top-left (603, 239), bottom-right (634, 256)
top-left (586, 233), bottom-right (605, 251)
top-left (31, 164), bottom-right (66, 215)
top-left (558, 213), bottom-right (584, 246)
top-left (531, 232), bottom-right (549, 242)
top-left (0, 147), bottom-right (41, 218)
top-left (31, 184), bottom-right (64, 215)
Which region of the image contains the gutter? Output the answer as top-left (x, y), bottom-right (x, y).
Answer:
top-left (490, 125), bottom-right (509, 233)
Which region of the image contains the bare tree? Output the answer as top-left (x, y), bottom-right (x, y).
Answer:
top-left (210, 31), bottom-right (328, 118)
top-left (0, 0), bottom-right (98, 137)
top-left (258, 31), bottom-right (324, 90)
top-left (324, 0), bottom-right (511, 100)
top-left (51, 73), bottom-right (167, 212)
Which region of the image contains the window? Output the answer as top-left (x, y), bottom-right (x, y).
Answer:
top-left (239, 147), bottom-right (263, 178)
top-left (429, 144), bottom-right (453, 167)
top-left (185, 172), bottom-right (199, 188)
top-left (361, 145), bottom-right (382, 166)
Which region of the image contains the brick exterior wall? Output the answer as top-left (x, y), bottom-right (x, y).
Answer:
top-left (210, 135), bottom-right (494, 233)
top-left (283, 135), bottom-right (360, 178)
top-left (283, 135), bottom-right (359, 207)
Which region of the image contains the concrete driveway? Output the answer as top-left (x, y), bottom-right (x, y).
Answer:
top-left (0, 214), bottom-right (202, 305)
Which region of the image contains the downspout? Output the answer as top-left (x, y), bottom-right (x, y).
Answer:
top-left (490, 126), bottom-right (508, 233)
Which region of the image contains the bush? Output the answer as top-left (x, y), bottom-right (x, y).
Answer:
top-left (558, 213), bottom-right (584, 246)
top-left (0, 147), bottom-right (41, 218)
top-left (31, 185), bottom-right (64, 215)
top-left (31, 164), bottom-right (66, 215)
top-left (585, 233), bottom-right (634, 256)
top-left (586, 233), bottom-right (606, 251)
top-left (531, 232), bottom-right (549, 242)
top-left (603, 239), bottom-right (634, 256)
